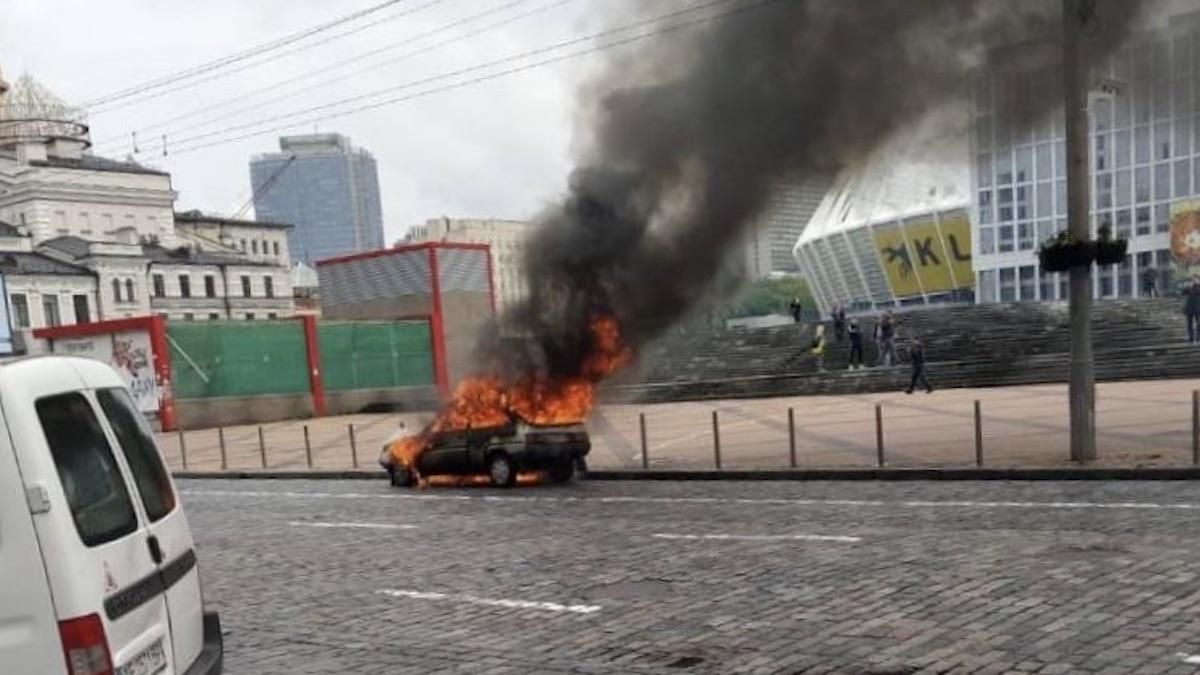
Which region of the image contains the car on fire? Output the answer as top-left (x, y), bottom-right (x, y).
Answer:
top-left (379, 417), bottom-right (591, 487)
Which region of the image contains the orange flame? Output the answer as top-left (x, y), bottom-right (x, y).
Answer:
top-left (389, 316), bottom-right (632, 478)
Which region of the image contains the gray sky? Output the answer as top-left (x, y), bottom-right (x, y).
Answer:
top-left (0, 0), bottom-right (648, 242)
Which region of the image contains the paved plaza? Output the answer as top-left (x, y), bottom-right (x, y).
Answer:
top-left (159, 379), bottom-right (1200, 472)
top-left (182, 478), bottom-right (1200, 674)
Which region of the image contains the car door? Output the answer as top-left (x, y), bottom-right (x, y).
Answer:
top-left (28, 389), bottom-right (175, 675)
top-left (95, 386), bottom-right (204, 675)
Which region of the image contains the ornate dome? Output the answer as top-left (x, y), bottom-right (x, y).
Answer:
top-left (0, 74), bottom-right (90, 148)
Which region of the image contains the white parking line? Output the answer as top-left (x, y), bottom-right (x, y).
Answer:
top-left (288, 521), bottom-right (416, 530)
top-left (653, 533), bottom-right (861, 543)
top-left (377, 589), bottom-right (601, 615)
top-left (182, 489), bottom-right (1200, 512)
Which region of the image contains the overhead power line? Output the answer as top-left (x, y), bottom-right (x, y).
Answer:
top-left (153, 0), bottom-right (778, 158)
top-left (82, 0), bottom-right (412, 110)
top-left (95, 0), bottom-right (573, 152)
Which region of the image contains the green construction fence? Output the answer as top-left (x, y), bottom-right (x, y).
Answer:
top-left (318, 320), bottom-right (435, 391)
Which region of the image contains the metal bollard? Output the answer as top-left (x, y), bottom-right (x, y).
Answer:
top-left (349, 424), bottom-right (358, 468)
top-left (639, 413), bottom-right (649, 470)
top-left (218, 427), bottom-right (227, 470)
top-left (787, 407), bottom-right (797, 468)
top-left (258, 426), bottom-right (267, 469)
top-left (1193, 391), bottom-right (1199, 466)
top-left (304, 425), bottom-right (313, 468)
top-left (875, 404), bottom-right (885, 468)
top-left (974, 400), bottom-right (984, 468)
top-left (712, 410), bottom-right (722, 470)
top-left (178, 428), bottom-right (188, 470)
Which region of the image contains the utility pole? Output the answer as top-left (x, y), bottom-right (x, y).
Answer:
top-left (1063, 0), bottom-right (1096, 462)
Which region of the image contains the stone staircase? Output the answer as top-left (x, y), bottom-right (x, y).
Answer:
top-left (606, 299), bottom-right (1200, 403)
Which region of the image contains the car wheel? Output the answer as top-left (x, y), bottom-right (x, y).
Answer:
top-left (549, 460), bottom-right (575, 484)
top-left (389, 466), bottom-right (413, 488)
top-left (486, 451), bottom-right (517, 488)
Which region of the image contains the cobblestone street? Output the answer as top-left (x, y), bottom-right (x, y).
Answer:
top-left (182, 479), bottom-right (1200, 674)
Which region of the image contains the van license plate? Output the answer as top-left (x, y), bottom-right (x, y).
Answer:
top-left (117, 639), bottom-right (166, 675)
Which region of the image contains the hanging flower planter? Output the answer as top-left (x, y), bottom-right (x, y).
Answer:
top-left (1038, 231), bottom-right (1094, 273)
top-left (1094, 225), bottom-right (1129, 266)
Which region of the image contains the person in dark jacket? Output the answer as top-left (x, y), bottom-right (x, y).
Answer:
top-left (847, 318), bottom-right (864, 370)
top-left (789, 297), bottom-right (804, 324)
top-left (833, 303), bottom-right (847, 342)
top-left (1186, 279), bottom-right (1200, 343)
top-left (905, 337), bottom-right (932, 394)
top-left (1142, 266), bottom-right (1158, 298)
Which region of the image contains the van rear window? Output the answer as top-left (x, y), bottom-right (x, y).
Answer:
top-left (36, 393), bottom-right (138, 547)
top-left (97, 388), bottom-right (176, 522)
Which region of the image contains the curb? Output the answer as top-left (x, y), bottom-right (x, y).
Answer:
top-left (587, 468), bottom-right (1200, 481)
top-left (174, 467), bottom-right (1200, 481)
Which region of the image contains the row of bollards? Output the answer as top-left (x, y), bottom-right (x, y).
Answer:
top-left (634, 392), bottom-right (1200, 470)
top-left (174, 422), bottom-right (363, 470)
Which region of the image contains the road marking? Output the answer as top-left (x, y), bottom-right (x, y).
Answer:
top-left (377, 589), bottom-right (601, 615)
top-left (288, 521), bottom-right (416, 530)
top-left (1180, 653), bottom-right (1200, 665)
top-left (653, 533), bottom-right (861, 543)
top-left (181, 489), bottom-right (1200, 512)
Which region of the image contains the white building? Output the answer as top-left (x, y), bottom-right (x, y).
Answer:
top-left (405, 217), bottom-right (537, 310)
top-left (742, 175), bottom-right (835, 280)
top-left (0, 70), bottom-right (295, 347)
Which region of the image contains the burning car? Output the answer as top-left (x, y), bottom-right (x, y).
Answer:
top-left (379, 417), bottom-right (590, 488)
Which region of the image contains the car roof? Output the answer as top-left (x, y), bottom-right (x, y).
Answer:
top-left (0, 355), bottom-right (125, 390)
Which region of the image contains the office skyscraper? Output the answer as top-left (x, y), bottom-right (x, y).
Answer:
top-left (250, 134), bottom-right (385, 262)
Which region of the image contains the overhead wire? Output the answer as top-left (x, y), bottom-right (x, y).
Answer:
top-left (81, 0), bottom-right (412, 109)
top-left (89, 0), bottom-right (449, 116)
top-left (94, 0), bottom-right (575, 153)
top-left (151, 0), bottom-right (778, 158)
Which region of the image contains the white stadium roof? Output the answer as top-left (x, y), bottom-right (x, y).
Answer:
top-left (797, 108), bottom-right (970, 247)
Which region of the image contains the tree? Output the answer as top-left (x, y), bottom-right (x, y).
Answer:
top-left (714, 276), bottom-right (815, 322)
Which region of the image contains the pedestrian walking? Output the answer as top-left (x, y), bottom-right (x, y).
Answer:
top-left (1185, 278), bottom-right (1200, 343)
top-left (847, 318), bottom-right (864, 370)
top-left (789, 297), bottom-right (804, 324)
top-left (833, 303), bottom-right (847, 343)
top-left (1142, 266), bottom-right (1158, 298)
top-left (810, 324), bottom-right (827, 372)
top-left (877, 311), bottom-right (898, 366)
top-left (905, 337), bottom-right (933, 395)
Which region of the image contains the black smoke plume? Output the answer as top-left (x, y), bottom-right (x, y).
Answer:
top-left (489, 0), bottom-right (1158, 380)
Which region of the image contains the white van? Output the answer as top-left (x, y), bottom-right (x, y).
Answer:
top-left (0, 356), bottom-right (222, 675)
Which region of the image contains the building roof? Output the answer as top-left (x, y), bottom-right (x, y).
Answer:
top-left (141, 243), bottom-right (274, 267)
top-left (315, 241), bottom-right (490, 267)
top-left (28, 154), bottom-right (167, 176)
top-left (174, 209), bottom-right (292, 230)
top-left (797, 108), bottom-right (970, 247)
top-left (0, 251), bottom-right (91, 276)
top-left (0, 74), bottom-right (88, 146)
top-left (0, 219), bottom-right (21, 237)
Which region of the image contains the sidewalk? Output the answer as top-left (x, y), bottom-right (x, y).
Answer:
top-left (155, 378), bottom-right (1200, 472)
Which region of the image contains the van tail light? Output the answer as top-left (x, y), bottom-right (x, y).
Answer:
top-left (58, 614), bottom-right (113, 675)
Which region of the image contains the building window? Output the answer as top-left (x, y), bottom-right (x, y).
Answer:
top-left (43, 296), bottom-right (61, 328)
top-left (183, 313), bottom-right (195, 322)
top-left (998, 225), bottom-right (1014, 253)
top-left (267, 313), bottom-right (278, 320)
top-left (1018, 266), bottom-right (1036, 301)
top-left (1098, 264), bottom-right (1115, 297)
top-left (112, 278), bottom-right (121, 303)
top-left (209, 313), bottom-right (221, 321)
top-left (152, 274), bottom-right (164, 298)
top-left (73, 295), bottom-right (90, 324)
top-left (240, 239), bottom-right (247, 251)
top-left (252, 240), bottom-right (259, 254)
top-left (241, 275), bottom-right (252, 297)
top-left (264, 276), bottom-right (274, 299)
top-left (999, 268), bottom-right (1016, 302)
top-left (245, 313), bottom-right (256, 321)
top-left (1039, 270), bottom-right (1056, 301)
top-left (179, 275), bottom-right (191, 298)
top-left (125, 279), bottom-right (135, 302)
top-left (205, 275), bottom-right (216, 298)
top-left (261, 240), bottom-right (268, 254)
top-left (272, 241), bottom-right (280, 256)
top-left (11, 294), bottom-right (29, 328)
top-left (978, 270), bottom-right (997, 304)
top-left (1118, 255), bottom-right (1134, 297)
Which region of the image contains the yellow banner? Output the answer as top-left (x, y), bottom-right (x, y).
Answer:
top-left (873, 226), bottom-right (924, 297)
top-left (872, 215), bottom-right (974, 298)
top-left (939, 212), bottom-right (974, 289)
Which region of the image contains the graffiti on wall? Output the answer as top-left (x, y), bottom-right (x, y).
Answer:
top-left (55, 330), bottom-right (159, 412)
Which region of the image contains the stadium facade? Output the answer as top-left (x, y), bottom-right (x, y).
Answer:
top-left (792, 115), bottom-right (973, 317)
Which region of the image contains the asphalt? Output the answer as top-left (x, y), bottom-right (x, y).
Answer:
top-left (181, 478), bottom-right (1200, 674)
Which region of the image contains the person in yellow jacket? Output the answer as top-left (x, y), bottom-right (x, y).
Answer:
top-left (810, 324), bottom-right (827, 372)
